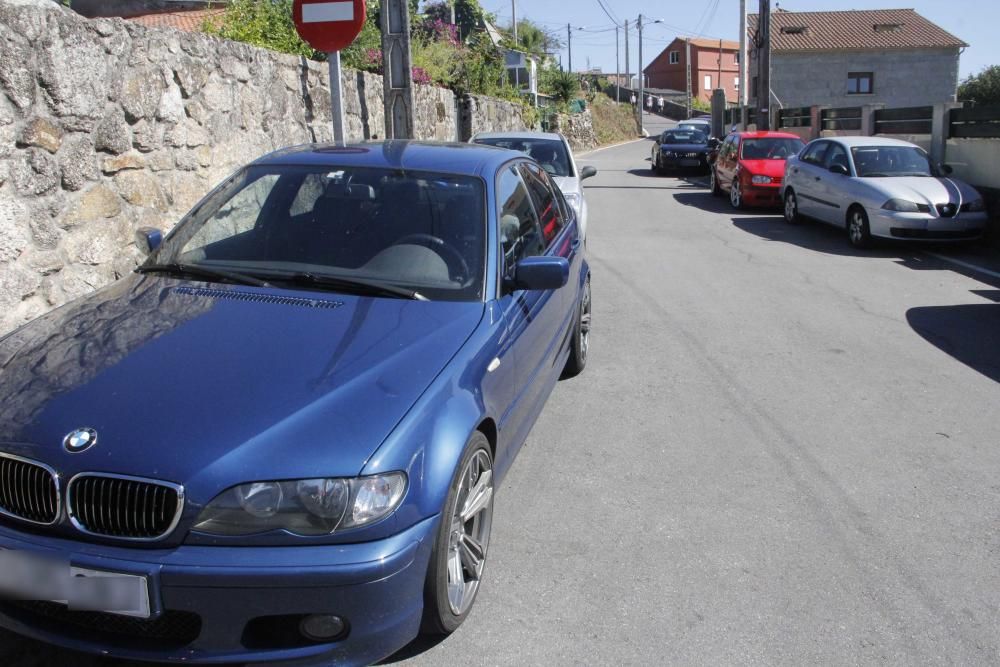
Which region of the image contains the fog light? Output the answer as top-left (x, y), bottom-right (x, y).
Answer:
top-left (299, 614), bottom-right (346, 641)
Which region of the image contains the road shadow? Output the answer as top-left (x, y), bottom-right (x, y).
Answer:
top-left (907, 303), bottom-right (1000, 384)
top-left (673, 191), bottom-right (740, 215)
top-left (378, 633), bottom-right (448, 664)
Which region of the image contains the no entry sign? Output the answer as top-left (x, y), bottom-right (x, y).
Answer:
top-left (293, 0), bottom-right (366, 53)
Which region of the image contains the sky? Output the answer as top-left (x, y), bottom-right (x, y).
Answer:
top-left (484, 0), bottom-right (998, 79)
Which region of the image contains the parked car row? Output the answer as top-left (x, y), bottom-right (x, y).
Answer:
top-left (651, 124), bottom-right (989, 249)
top-left (0, 135), bottom-right (595, 666)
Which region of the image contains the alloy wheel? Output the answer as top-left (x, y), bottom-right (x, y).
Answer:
top-left (579, 283), bottom-right (591, 363)
top-left (849, 212), bottom-right (864, 245)
top-left (446, 449), bottom-right (493, 616)
top-left (730, 180), bottom-right (742, 208)
top-left (784, 192), bottom-right (797, 222)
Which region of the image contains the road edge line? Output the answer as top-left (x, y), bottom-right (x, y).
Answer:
top-left (924, 251), bottom-right (1000, 281)
top-left (578, 138), bottom-right (646, 158)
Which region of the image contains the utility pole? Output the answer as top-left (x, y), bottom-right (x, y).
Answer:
top-left (739, 0), bottom-right (748, 106)
top-left (615, 24), bottom-right (620, 102)
top-left (450, 0), bottom-right (456, 25)
top-left (758, 0), bottom-right (771, 130)
top-left (567, 23), bottom-right (572, 73)
top-left (624, 19), bottom-right (630, 90)
top-left (637, 14), bottom-right (644, 131)
top-left (380, 0), bottom-right (414, 139)
top-left (512, 1), bottom-right (517, 45)
top-left (685, 38), bottom-right (692, 119)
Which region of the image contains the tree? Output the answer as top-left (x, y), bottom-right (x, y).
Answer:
top-left (958, 65), bottom-right (1000, 107)
top-left (544, 69), bottom-right (581, 104)
top-left (423, 0), bottom-right (486, 41)
top-left (509, 20), bottom-right (561, 58)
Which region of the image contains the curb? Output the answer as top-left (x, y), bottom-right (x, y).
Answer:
top-left (578, 138), bottom-right (646, 158)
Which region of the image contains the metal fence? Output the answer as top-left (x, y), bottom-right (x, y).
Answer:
top-left (874, 106), bottom-right (933, 134)
top-left (778, 106), bottom-right (811, 128)
top-left (820, 107), bottom-right (862, 132)
top-left (949, 105), bottom-right (1000, 138)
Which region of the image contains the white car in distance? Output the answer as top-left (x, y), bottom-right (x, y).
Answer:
top-left (471, 132), bottom-right (597, 241)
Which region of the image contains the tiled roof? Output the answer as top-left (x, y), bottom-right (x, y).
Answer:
top-left (688, 38), bottom-right (740, 51)
top-left (126, 8), bottom-right (226, 33)
top-left (747, 9), bottom-right (967, 52)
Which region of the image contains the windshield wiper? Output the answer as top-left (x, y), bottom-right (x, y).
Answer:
top-left (271, 272), bottom-right (427, 301)
top-left (136, 263), bottom-right (270, 287)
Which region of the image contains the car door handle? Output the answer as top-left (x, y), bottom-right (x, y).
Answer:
top-left (814, 177), bottom-right (821, 181)
top-left (571, 238), bottom-right (582, 251)
top-left (793, 168), bottom-right (799, 173)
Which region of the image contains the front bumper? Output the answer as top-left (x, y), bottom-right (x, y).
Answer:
top-left (660, 153), bottom-right (709, 170)
top-left (872, 209), bottom-right (988, 241)
top-left (0, 515), bottom-right (438, 666)
top-left (741, 182), bottom-right (783, 207)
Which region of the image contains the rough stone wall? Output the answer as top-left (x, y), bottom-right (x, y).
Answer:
top-left (459, 94), bottom-right (532, 141)
top-left (0, 0), bottom-right (526, 336)
top-left (549, 110), bottom-right (598, 153)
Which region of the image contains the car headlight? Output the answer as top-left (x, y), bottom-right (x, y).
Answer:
top-left (751, 175), bottom-right (772, 185)
top-left (192, 473), bottom-right (407, 536)
top-left (563, 192), bottom-right (582, 213)
top-left (967, 198), bottom-right (985, 212)
top-left (882, 198), bottom-right (926, 213)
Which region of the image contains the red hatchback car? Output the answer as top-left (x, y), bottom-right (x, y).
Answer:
top-left (710, 131), bottom-right (805, 209)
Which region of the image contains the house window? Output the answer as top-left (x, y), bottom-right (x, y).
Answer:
top-left (847, 72), bottom-right (874, 94)
top-left (704, 75), bottom-right (712, 90)
top-left (734, 76), bottom-right (740, 91)
top-left (669, 51), bottom-right (679, 64)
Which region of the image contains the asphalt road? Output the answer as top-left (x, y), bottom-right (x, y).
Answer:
top-left (4, 117), bottom-right (1000, 665)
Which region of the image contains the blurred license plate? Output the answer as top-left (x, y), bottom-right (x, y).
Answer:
top-left (681, 159), bottom-right (700, 166)
top-left (0, 550), bottom-right (151, 618)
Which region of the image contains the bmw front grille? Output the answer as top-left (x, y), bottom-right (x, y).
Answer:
top-left (68, 474), bottom-right (184, 541)
top-left (0, 453), bottom-right (60, 525)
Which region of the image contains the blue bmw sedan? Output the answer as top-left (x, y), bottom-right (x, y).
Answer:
top-left (0, 142), bottom-right (591, 665)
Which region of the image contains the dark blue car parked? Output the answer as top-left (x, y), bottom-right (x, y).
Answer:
top-left (0, 141), bottom-right (591, 665)
top-left (650, 127), bottom-right (715, 174)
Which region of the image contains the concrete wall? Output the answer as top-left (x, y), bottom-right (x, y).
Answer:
top-left (755, 48), bottom-right (960, 109)
top-left (0, 0), bottom-right (529, 336)
top-left (946, 138), bottom-right (1000, 190)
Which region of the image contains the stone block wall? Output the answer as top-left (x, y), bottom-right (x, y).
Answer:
top-left (0, 0), bottom-right (528, 336)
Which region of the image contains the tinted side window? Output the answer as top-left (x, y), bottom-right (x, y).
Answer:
top-left (518, 162), bottom-right (564, 246)
top-left (802, 141), bottom-right (829, 165)
top-left (824, 143), bottom-right (849, 170)
top-left (497, 165), bottom-right (544, 271)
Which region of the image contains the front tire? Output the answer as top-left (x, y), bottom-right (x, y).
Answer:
top-left (730, 178), bottom-right (744, 210)
top-left (783, 189), bottom-right (801, 224)
top-left (422, 432), bottom-right (494, 635)
top-left (710, 168), bottom-right (722, 197)
top-left (847, 206), bottom-right (872, 248)
top-left (562, 277), bottom-right (591, 379)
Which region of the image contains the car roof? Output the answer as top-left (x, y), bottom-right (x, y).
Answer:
top-left (679, 118), bottom-right (711, 124)
top-left (735, 131), bottom-right (803, 140)
top-left (472, 131), bottom-right (566, 142)
top-left (253, 141), bottom-right (516, 177)
top-left (819, 136), bottom-right (920, 149)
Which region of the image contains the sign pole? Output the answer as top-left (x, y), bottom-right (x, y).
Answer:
top-left (328, 50), bottom-right (345, 146)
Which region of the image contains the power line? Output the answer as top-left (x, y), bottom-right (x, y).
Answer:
top-left (594, 0), bottom-right (620, 25)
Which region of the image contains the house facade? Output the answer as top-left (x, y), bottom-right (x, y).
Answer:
top-left (643, 38), bottom-right (741, 103)
top-left (748, 9), bottom-right (966, 110)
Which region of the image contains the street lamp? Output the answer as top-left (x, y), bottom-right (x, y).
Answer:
top-left (637, 15), bottom-right (663, 134)
top-left (567, 25), bottom-right (587, 73)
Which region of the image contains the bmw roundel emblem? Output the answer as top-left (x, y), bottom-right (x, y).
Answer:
top-left (63, 428), bottom-right (98, 453)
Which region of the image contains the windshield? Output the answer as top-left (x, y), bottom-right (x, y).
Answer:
top-left (740, 137), bottom-right (805, 160)
top-left (148, 165), bottom-right (487, 301)
top-left (473, 137), bottom-right (574, 177)
top-left (850, 145), bottom-right (934, 177)
top-left (662, 130), bottom-right (708, 145)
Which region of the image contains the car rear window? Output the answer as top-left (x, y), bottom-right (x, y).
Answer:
top-left (473, 138), bottom-right (574, 177)
top-left (153, 165), bottom-right (487, 301)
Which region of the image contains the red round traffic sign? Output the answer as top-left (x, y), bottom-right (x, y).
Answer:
top-left (293, 0), bottom-right (367, 53)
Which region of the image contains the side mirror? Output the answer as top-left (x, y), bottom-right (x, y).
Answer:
top-left (580, 165), bottom-right (598, 181)
top-left (708, 138), bottom-right (720, 149)
top-left (829, 164), bottom-right (849, 176)
top-left (135, 227), bottom-right (162, 256)
top-left (506, 256), bottom-right (569, 292)
top-left (939, 163), bottom-right (954, 175)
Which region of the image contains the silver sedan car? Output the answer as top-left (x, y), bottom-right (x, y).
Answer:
top-left (470, 131), bottom-right (597, 241)
top-left (781, 136), bottom-right (988, 248)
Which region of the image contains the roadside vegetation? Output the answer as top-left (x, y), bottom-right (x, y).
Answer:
top-left (958, 65), bottom-right (1000, 107)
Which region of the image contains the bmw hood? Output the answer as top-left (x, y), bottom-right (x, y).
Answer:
top-left (0, 275), bottom-right (484, 491)
top-left (869, 176), bottom-right (981, 207)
